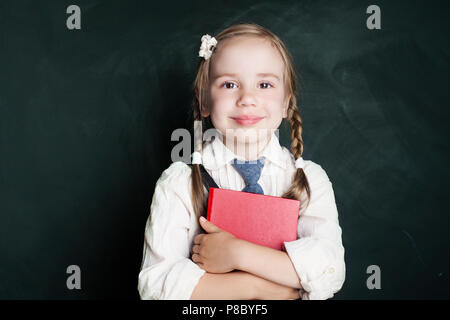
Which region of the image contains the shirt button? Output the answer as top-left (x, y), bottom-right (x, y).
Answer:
top-left (328, 267), bottom-right (335, 274)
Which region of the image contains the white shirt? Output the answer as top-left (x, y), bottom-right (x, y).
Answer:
top-left (138, 131), bottom-right (345, 300)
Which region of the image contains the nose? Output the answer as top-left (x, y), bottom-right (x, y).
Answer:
top-left (237, 86), bottom-right (257, 107)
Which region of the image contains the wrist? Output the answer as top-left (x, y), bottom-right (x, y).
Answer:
top-left (239, 271), bottom-right (264, 300)
top-left (231, 238), bottom-right (248, 271)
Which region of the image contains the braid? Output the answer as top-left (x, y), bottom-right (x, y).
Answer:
top-left (288, 104), bottom-right (304, 159)
top-left (190, 107), bottom-right (208, 218)
top-left (281, 100), bottom-right (311, 211)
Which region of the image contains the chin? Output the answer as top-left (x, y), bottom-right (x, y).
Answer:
top-left (224, 127), bottom-right (269, 144)
top-left (235, 135), bottom-right (260, 145)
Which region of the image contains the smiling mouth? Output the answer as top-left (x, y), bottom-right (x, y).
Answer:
top-left (231, 116), bottom-right (264, 125)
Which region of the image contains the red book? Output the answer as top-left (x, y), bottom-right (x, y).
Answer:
top-left (206, 188), bottom-right (300, 251)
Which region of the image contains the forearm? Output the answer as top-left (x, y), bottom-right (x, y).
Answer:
top-left (190, 270), bottom-right (299, 300)
top-left (234, 239), bottom-right (302, 289)
top-left (190, 271), bottom-right (258, 300)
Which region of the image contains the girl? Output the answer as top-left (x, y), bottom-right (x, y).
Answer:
top-left (138, 23), bottom-right (345, 300)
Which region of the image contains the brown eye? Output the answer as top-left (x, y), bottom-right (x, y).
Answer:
top-left (222, 82), bottom-right (237, 89)
top-left (260, 82), bottom-right (273, 89)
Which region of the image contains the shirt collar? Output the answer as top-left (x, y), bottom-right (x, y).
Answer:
top-left (202, 130), bottom-right (287, 170)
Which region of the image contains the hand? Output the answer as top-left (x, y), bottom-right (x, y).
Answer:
top-left (191, 216), bottom-right (239, 274)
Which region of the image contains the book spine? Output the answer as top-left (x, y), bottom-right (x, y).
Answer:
top-left (206, 187), bottom-right (214, 221)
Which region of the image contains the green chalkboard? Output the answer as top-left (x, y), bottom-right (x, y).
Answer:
top-left (0, 0), bottom-right (449, 299)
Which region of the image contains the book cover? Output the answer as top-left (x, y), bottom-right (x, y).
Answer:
top-left (206, 188), bottom-right (300, 251)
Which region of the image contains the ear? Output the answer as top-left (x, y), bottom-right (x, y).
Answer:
top-left (201, 93), bottom-right (211, 118)
top-left (282, 94), bottom-right (291, 118)
top-left (201, 107), bottom-right (210, 118)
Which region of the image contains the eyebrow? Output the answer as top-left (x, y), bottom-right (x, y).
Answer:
top-left (213, 73), bottom-right (281, 81)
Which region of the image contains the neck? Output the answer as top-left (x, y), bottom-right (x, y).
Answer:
top-left (222, 131), bottom-right (272, 161)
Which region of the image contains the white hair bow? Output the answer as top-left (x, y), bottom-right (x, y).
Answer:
top-left (295, 157), bottom-right (306, 169)
top-left (198, 34), bottom-right (217, 60)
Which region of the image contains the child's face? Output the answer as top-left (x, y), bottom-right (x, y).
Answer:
top-left (203, 36), bottom-right (290, 146)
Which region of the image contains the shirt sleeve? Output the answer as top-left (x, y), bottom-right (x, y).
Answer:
top-left (138, 162), bottom-right (206, 300)
top-left (283, 162), bottom-right (346, 300)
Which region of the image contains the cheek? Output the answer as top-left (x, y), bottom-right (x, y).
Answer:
top-left (265, 94), bottom-right (287, 114)
top-left (209, 90), bottom-right (235, 113)
top-left (211, 88), bottom-right (234, 102)
top-left (262, 87), bottom-right (285, 103)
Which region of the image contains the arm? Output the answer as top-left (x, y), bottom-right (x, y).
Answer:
top-left (137, 162), bottom-right (297, 300)
top-left (189, 163), bottom-right (344, 299)
top-left (190, 271), bottom-right (300, 300)
top-left (282, 163), bottom-right (346, 300)
top-left (228, 163), bottom-right (346, 299)
top-left (233, 240), bottom-right (302, 289)
top-left (190, 219), bottom-right (301, 299)
top-left (191, 217), bottom-right (301, 289)
top-left (138, 162), bottom-right (207, 300)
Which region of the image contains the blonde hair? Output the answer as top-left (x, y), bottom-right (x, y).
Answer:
top-left (190, 23), bottom-right (311, 218)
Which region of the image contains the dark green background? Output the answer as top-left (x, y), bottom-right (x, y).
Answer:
top-left (0, 0), bottom-right (449, 299)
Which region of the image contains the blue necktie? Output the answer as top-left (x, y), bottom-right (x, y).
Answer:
top-left (232, 156), bottom-right (266, 195)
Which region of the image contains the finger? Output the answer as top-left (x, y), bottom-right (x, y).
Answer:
top-left (199, 216), bottom-right (222, 233)
top-left (192, 253), bottom-right (201, 263)
top-left (196, 262), bottom-right (205, 270)
top-left (197, 262), bottom-right (206, 270)
top-left (192, 244), bottom-right (200, 254)
top-left (194, 234), bottom-right (205, 244)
